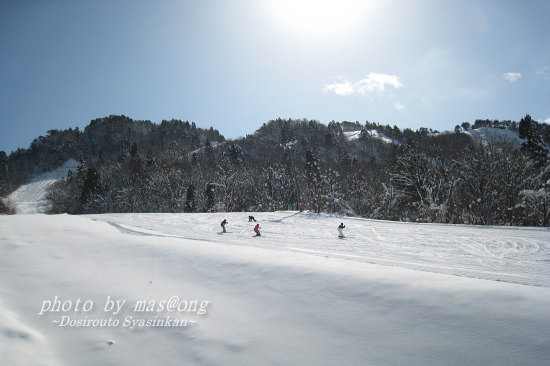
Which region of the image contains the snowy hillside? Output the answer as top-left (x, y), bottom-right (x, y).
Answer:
top-left (464, 127), bottom-right (522, 146)
top-left (344, 130), bottom-right (395, 143)
top-left (7, 159), bottom-right (78, 214)
top-left (1, 212), bottom-right (549, 366)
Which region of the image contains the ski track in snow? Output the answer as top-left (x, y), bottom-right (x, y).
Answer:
top-left (88, 211), bottom-right (550, 287)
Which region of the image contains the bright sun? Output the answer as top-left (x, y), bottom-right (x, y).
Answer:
top-left (266, 0), bottom-right (369, 38)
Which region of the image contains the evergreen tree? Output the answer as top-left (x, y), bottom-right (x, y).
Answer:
top-left (76, 157), bottom-right (87, 179)
top-left (80, 166), bottom-right (101, 206)
top-left (185, 184), bottom-right (196, 213)
top-left (205, 183), bottom-right (215, 211)
top-left (205, 139), bottom-right (215, 160)
top-left (228, 144), bottom-right (244, 163)
top-left (0, 151), bottom-right (8, 196)
top-left (128, 142), bottom-right (144, 178)
top-left (519, 114), bottom-right (548, 168)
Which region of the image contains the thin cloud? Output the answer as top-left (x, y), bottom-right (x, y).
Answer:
top-left (324, 73), bottom-right (403, 97)
top-left (394, 101), bottom-right (405, 110)
top-left (503, 72), bottom-right (522, 82)
top-left (537, 66), bottom-right (550, 80)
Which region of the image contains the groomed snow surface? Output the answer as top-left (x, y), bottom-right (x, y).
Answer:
top-left (1, 211), bottom-right (549, 366)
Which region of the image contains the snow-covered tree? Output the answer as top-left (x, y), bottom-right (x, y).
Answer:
top-left (519, 114), bottom-right (548, 168)
top-left (392, 145), bottom-right (458, 222)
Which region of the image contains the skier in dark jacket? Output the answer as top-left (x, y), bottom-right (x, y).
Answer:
top-left (221, 219), bottom-right (228, 233)
top-left (337, 223), bottom-right (345, 238)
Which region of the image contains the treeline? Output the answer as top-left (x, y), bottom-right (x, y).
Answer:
top-left (3, 115), bottom-right (224, 188)
top-left (43, 114), bottom-right (549, 226)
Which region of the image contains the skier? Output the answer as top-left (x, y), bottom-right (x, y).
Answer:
top-left (253, 223), bottom-right (261, 236)
top-left (221, 219), bottom-right (228, 233)
top-left (248, 215), bottom-right (257, 222)
top-left (337, 223), bottom-right (345, 238)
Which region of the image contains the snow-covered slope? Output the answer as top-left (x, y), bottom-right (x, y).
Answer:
top-left (343, 130), bottom-right (362, 140)
top-left (344, 130), bottom-right (395, 143)
top-left (464, 127), bottom-right (522, 146)
top-left (90, 212), bottom-right (550, 287)
top-left (7, 160), bottom-right (78, 214)
top-left (1, 212), bottom-right (549, 366)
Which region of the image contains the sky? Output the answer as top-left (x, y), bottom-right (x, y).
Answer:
top-left (1, 0), bottom-right (549, 153)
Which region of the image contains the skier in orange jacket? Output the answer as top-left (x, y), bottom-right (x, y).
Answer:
top-left (253, 224), bottom-right (261, 236)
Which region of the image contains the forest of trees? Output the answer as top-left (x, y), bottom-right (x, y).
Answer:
top-left (3, 115), bottom-right (224, 188)
top-left (1, 114), bottom-right (549, 226)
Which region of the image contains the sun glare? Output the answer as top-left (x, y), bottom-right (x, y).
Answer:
top-left (266, 0), bottom-right (369, 38)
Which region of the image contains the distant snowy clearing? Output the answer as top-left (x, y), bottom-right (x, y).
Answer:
top-left (465, 127), bottom-right (522, 146)
top-left (343, 129), bottom-right (395, 143)
top-left (7, 159), bottom-right (78, 214)
top-left (1, 212), bottom-right (549, 365)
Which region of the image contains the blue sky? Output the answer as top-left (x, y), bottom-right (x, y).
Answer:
top-left (1, 0), bottom-right (549, 153)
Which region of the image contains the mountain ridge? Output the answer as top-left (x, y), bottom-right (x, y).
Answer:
top-left (1, 115), bottom-right (549, 226)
